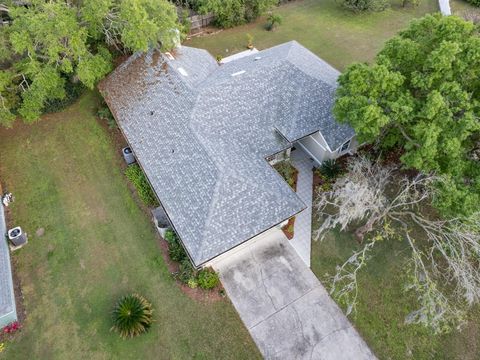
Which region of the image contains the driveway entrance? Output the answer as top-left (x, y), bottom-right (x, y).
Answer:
top-left (213, 230), bottom-right (375, 360)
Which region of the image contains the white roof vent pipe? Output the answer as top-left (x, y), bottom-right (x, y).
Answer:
top-left (178, 67), bottom-right (188, 76)
top-left (231, 70), bottom-right (246, 77)
top-left (254, 56), bottom-right (262, 61)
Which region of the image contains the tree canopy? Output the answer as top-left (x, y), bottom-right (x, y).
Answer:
top-left (193, 0), bottom-right (278, 28)
top-left (334, 14), bottom-right (480, 218)
top-left (0, 0), bottom-right (179, 127)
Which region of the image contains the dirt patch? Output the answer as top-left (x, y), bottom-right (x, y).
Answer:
top-left (157, 235), bottom-right (226, 304)
top-left (187, 27), bottom-right (224, 38)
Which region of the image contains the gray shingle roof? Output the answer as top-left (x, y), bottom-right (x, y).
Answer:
top-left (99, 41), bottom-right (354, 266)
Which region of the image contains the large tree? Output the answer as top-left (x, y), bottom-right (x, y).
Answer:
top-left (0, 0), bottom-right (178, 127)
top-left (334, 14), bottom-right (480, 218)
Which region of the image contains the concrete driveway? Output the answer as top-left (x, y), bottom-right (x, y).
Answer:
top-left (212, 230), bottom-right (376, 360)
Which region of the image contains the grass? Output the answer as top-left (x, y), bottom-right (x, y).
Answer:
top-left (311, 206), bottom-right (480, 359)
top-left (185, 0), bottom-right (438, 70)
top-left (0, 92), bottom-right (261, 359)
top-left (450, 0), bottom-right (480, 15)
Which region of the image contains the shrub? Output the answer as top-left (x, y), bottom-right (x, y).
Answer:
top-left (195, 0), bottom-right (278, 28)
top-left (43, 80), bottom-right (85, 114)
top-left (197, 268), bottom-right (220, 289)
top-left (319, 159), bottom-right (341, 179)
top-left (265, 13), bottom-right (282, 31)
top-left (340, 0), bottom-right (389, 12)
top-left (2, 321), bottom-right (20, 335)
top-left (465, 0), bottom-right (480, 6)
top-left (111, 294), bottom-right (153, 339)
top-left (164, 229), bottom-right (187, 262)
top-left (274, 160), bottom-right (296, 186)
top-left (168, 240), bottom-right (186, 262)
top-left (125, 164), bottom-right (158, 206)
top-left (187, 278), bottom-right (198, 289)
top-left (164, 229), bottom-right (177, 243)
top-left (97, 105), bottom-right (117, 129)
top-left (177, 258), bottom-right (197, 284)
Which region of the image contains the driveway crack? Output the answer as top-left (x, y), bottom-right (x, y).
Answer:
top-left (251, 247), bottom-right (278, 312)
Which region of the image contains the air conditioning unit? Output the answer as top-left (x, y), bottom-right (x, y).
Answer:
top-left (122, 147), bottom-right (136, 165)
top-left (151, 207), bottom-right (170, 238)
top-left (8, 226), bottom-right (28, 248)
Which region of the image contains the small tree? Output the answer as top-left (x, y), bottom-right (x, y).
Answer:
top-left (314, 156), bottom-right (480, 334)
top-left (340, 0), bottom-right (389, 12)
top-left (195, 0), bottom-right (278, 28)
top-left (111, 294), bottom-right (154, 339)
top-left (265, 13), bottom-right (282, 31)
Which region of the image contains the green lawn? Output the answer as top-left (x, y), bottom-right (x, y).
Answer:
top-left (311, 211), bottom-right (480, 360)
top-left (0, 92), bottom-right (261, 359)
top-left (185, 0), bottom-right (438, 70)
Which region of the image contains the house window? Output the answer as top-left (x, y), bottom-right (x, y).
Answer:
top-left (339, 140), bottom-right (350, 153)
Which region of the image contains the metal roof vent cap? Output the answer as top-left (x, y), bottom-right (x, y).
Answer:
top-left (122, 147), bottom-right (136, 165)
top-left (8, 226), bottom-right (28, 249)
top-left (254, 56), bottom-right (262, 61)
top-left (231, 70), bottom-right (246, 77)
top-left (178, 67), bottom-right (188, 76)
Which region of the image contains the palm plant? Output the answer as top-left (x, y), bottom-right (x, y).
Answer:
top-left (319, 159), bottom-right (342, 179)
top-left (111, 294), bottom-right (153, 339)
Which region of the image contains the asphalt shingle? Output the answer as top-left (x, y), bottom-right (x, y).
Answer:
top-left (99, 41), bottom-right (354, 266)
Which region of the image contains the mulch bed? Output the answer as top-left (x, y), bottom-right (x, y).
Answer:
top-left (280, 166), bottom-right (298, 240)
top-left (282, 217), bottom-right (295, 240)
top-left (99, 116), bottom-right (227, 305)
top-left (157, 236), bottom-right (226, 304)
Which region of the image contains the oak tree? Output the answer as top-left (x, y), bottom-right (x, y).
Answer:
top-left (334, 15), bottom-right (480, 217)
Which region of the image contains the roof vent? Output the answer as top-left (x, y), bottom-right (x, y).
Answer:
top-left (231, 70), bottom-right (246, 77)
top-left (165, 52), bottom-right (175, 61)
top-left (177, 67), bottom-right (188, 76)
top-left (254, 56), bottom-right (262, 61)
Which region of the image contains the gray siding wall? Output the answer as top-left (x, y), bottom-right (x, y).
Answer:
top-left (0, 204), bottom-right (17, 327)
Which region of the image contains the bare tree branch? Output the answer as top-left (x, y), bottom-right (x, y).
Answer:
top-left (314, 156), bottom-right (480, 334)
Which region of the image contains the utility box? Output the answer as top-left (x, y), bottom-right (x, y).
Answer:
top-left (122, 147), bottom-right (136, 165)
top-left (8, 226), bottom-right (28, 249)
top-left (151, 207), bottom-right (170, 238)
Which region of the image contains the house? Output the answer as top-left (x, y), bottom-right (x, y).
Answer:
top-left (99, 41), bottom-right (356, 267)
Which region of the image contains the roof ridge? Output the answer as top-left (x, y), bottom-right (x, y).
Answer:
top-left (196, 165), bottom-right (305, 261)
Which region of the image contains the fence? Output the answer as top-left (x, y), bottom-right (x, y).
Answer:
top-left (189, 13), bottom-right (215, 32)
